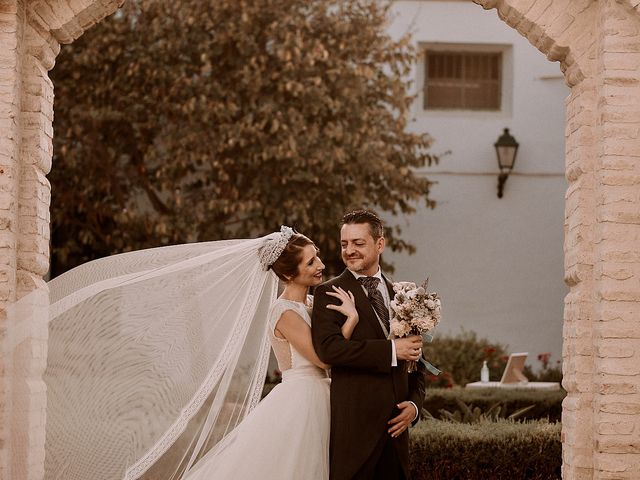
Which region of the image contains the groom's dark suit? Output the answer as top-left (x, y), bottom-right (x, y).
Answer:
top-left (312, 269), bottom-right (427, 480)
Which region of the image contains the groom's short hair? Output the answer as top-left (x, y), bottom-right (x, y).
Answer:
top-left (341, 210), bottom-right (384, 240)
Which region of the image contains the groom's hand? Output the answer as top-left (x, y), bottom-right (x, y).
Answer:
top-left (387, 402), bottom-right (417, 438)
top-left (394, 336), bottom-right (422, 361)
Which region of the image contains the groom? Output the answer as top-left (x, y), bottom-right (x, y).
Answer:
top-left (312, 210), bottom-right (427, 480)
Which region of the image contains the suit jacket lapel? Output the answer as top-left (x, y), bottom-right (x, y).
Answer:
top-left (338, 269), bottom-right (386, 339)
top-left (382, 273), bottom-right (394, 320)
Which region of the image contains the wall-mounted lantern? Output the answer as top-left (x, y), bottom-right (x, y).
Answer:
top-left (495, 128), bottom-right (519, 198)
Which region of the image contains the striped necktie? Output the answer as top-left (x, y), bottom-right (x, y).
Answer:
top-left (358, 276), bottom-right (390, 330)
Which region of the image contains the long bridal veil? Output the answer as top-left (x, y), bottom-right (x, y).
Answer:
top-left (9, 235), bottom-right (279, 480)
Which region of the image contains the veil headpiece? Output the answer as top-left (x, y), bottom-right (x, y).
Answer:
top-left (258, 225), bottom-right (295, 270)
top-left (7, 230), bottom-right (292, 480)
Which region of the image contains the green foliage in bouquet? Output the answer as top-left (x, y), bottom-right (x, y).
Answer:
top-left (410, 419), bottom-right (561, 480)
top-left (49, 0), bottom-right (437, 276)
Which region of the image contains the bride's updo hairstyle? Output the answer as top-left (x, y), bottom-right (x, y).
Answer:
top-left (269, 233), bottom-right (315, 282)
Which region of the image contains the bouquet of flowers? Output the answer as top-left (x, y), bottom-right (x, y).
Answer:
top-left (389, 280), bottom-right (442, 373)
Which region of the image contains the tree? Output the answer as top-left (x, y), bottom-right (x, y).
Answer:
top-left (50, 0), bottom-right (437, 277)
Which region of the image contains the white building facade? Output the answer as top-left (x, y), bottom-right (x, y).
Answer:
top-left (385, 0), bottom-right (569, 367)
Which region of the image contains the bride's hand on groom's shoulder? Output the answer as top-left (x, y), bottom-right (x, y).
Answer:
top-left (325, 286), bottom-right (358, 323)
top-left (326, 286), bottom-right (359, 340)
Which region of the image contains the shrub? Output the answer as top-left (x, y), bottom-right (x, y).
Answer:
top-left (523, 352), bottom-right (563, 383)
top-left (410, 419), bottom-right (561, 480)
top-left (424, 329), bottom-right (509, 386)
top-left (423, 387), bottom-right (566, 422)
top-left (424, 329), bottom-right (564, 386)
top-left (427, 398), bottom-right (536, 423)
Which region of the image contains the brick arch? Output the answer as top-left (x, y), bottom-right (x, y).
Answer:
top-left (1, 1), bottom-right (639, 479)
top-left (28, 0), bottom-right (124, 45)
top-left (473, 0), bottom-right (593, 87)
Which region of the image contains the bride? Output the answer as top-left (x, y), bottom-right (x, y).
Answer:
top-left (182, 226), bottom-right (357, 480)
top-left (30, 226), bottom-right (355, 480)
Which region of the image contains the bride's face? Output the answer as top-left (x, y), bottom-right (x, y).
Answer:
top-left (292, 244), bottom-right (325, 287)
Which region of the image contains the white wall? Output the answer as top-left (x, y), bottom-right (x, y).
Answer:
top-left (384, 1), bottom-right (570, 371)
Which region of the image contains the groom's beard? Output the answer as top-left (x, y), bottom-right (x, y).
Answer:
top-left (342, 254), bottom-right (378, 275)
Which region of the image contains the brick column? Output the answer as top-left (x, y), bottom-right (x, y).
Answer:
top-left (0, 1), bottom-right (27, 479)
top-left (592, 0), bottom-right (640, 477)
top-left (563, 76), bottom-right (598, 479)
top-left (8, 18), bottom-right (58, 480)
top-left (1, 1), bottom-right (124, 478)
top-left (1, 1), bottom-right (57, 478)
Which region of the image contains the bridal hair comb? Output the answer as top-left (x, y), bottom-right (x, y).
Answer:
top-left (259, 225), bottom-right (295, 270)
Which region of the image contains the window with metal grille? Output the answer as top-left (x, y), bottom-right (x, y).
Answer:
top-left (424, 50), bottom-right (502, 110)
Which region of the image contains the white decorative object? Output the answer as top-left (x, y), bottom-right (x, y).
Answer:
top-left (481, 360), bottom-right (489, 383)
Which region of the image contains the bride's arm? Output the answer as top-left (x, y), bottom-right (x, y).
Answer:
top-left (326, 286), bottom-right (359, 340)
top-left (340, 316), bottom-right (358, 340)
top-left (312, 284), bottom-right (391, 372)
top-left (275, 310), bottom-right (330, 369)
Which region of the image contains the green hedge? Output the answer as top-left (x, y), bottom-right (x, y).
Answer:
top-left (410, 419), bottom-right (561, 479)
top-left (424, 387), bottom-right (566, 422)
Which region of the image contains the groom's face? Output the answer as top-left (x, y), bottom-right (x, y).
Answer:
top-left (340, 223), bottom-right (385, 276)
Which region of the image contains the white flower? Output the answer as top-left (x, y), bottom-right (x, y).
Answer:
top-left (391, 278), bottom-right (441, 334)
top-left (390, 319), bottom-right (412, 337)
top-left (412, 317), bottom-right (435, 331)
top-left (393, 281), bottom-right (416, 294)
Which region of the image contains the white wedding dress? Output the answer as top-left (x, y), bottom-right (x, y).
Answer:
top-left (183, 298), bottom-right (330, 480)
